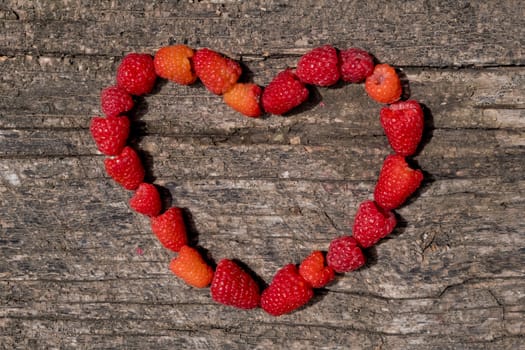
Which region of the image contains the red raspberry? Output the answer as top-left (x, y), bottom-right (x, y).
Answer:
top-left (154, 45), bottom-right (197, 85)
top-left (90, 115), bottom-right (130, 156)
top-left (150, 207), bottom-right (188, 252)
top-left (223, 83), bottom-right (263, 118)
top-left (261, 69), bottom-right (309, 115)
top-left (352, 200), bottom-right (397, 248)
top-left (100, 85), bottom-right (134, 118)
top-left (327, 236), bottom-right (366, 273)
top-left (364, 63), bottom-right (402, 104)
top-left (129, 183), bottom-right (162, 217)
top-left (295, 45), bottom-right (340, 86)
top-left (170, 246), bottom-right (214, 288)
top-left (340, 48), bottom-right (375, 83)
top-left (260, 264), bottom-right (313, 316)
top-left (298, 251), bottom-right (335, 288)
top-left (104, 146), bottom-right (144, 190)
top-left (210, 259), bottom-right (260, 309)
top-left (374, 154), bottom-right (424, 211)
top-left (193, 48), bottom-right (242, 95)
top-left (116, 53), bottom-right (157, 96)
top-left (380, 100), bottom-right (424, 156)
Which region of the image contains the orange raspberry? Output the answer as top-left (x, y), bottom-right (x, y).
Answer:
top-left (223, 83), bottom-right (262, 118)
top-left (154, 45), bottom-right (197, 85)
top-left (299, 251), bottom-right (335, 288)
top-left (170, 246), bottom-right (214, 288)
top-left (364, 63), bottom-right (402, 104)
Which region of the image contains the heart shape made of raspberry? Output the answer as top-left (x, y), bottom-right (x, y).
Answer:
top-left (90, 44), bottom-right (427, 316)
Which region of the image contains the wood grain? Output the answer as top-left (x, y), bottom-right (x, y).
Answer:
top-left (1, 0), bottom-right (524, 349)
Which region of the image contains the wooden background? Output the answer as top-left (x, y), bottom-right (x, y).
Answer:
top-left (1, 1), bottom-right (524, 349)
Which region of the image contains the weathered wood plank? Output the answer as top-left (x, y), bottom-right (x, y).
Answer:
top-left (1, 278), bottom-right (523, 349)
top-left (1, 1), bottom-right (523, 66)
top-left (1, 56), bottom-right (525, 131)
top-left (1, 0), bottom-right (524, 349)
top-left (2, 175), bottom-right (523, 288)
top-left (1, 129), bottom-right (523, 187)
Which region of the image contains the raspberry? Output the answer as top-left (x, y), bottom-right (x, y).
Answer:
top-left (193, 48), bottom-right (242, 95)
top-left (150, 207), bottom-right (188, 252)
top-left (100, 85), bottom-right (134, 118)
top-left (170, 246), bottom-right (214, 288)
top-left (210, 259), bottom-right (260, 309)
top-left (129, 183), bottom-right (162, 217)
top-left (261, 69), bottom-right (309, 115)
top-left (295, 45), bottom-right (340, 86)
top-left (223, 83), bottom-right (262, 118)
top-left (116, 53), bottom-right (157, 96)
top-left (154, 45), bottom-right (197, 85)
top-left (352, 200), bottom-right (397, 248)
top-left (327, 236), bottom-right (366, 273)
top-left (380, 100), bottom-right (424, 156)
top-left (298, 251), bottom-right (335, 288)
top-left (340, 48), bottom-right (375, 83)
top-left (104, 146), bottom-right (145, 190)
top-left (364, 63), bottom-right (402, 104)
top-left (374, 154), bottom-right (424, 211)
top-left (260, 264), bottom-right (314, 316)
top-left (90, 115), bottom-right (130, 156)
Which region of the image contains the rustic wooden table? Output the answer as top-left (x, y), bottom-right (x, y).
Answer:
top-left (1, 1), bottom-right (524, 349)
